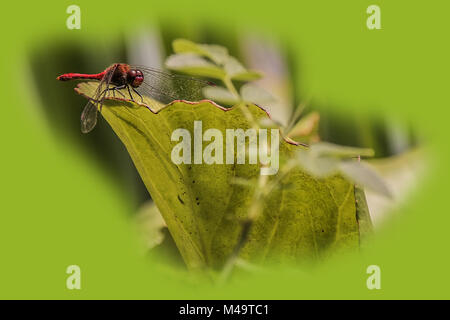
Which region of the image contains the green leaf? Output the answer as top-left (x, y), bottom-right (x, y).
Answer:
top-left (297, 143), bottom-right (390, 197)
top-left (171, 39), bottom-right (262, 81)
top-left (240, 83), bottom-right (275, 106)
top-left (286, 111), bottom-right (320, 143)
top-left (339, 160), bottom-right (392, 198)
top-left (258, 117), bottom-right (280, 129)
top-left (230, 70), bottom-right (263, 81)
top-left (165, 53), bottom-right (226, 79)
top-left (354, 186), bottom-right (374, 247)
top-left (222, 56), bottom-right (245, 75)
top-left (297, 149), bottom-right (341, 177)
top-left (223, 57), bottom-right (262, 81)
top-left (172, 39), bottom-right (229, 65)
top-left (363, 149), bottom-right (426, 224)
top-left (135, 201), bottom-right (167, 250)
top-left (203, 86), bottom-right (239, 105)
top-left (310, 142), bottom-right (375, 158)
top-left (76, 82), bottom-right (361, 269)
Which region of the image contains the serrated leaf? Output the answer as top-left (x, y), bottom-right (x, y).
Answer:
top-left (165, 53), bottom-right (226, 79)
top-left (76, 81), bottom-right (361, 269)
top-left (259, 118), bottom-right (279, 129)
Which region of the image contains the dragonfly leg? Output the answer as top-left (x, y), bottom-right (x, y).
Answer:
top-left (111, 85), bottom-right (126, 98)
top-left (126, 85), bottom-right (135, 102)
top-left (101, 85), bottom-right (126, 98)
top-left (132, 87), bottom-right (144, 103)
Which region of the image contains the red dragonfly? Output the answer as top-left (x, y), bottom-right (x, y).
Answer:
top-left (57, 63), bottom-right (212, 133)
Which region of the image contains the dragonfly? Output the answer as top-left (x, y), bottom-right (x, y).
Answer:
top-left (57, 63), bottom-right (213, 133)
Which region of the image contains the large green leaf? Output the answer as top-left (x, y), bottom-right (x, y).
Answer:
top-left (75, 82), bottom-right (360, 270)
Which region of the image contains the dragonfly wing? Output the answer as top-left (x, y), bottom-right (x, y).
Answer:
top-left (79, 64), bottom-right (118, 133)
top-left (81, 100), bottom-right (98, 133)
top-left (134, 81), bottom-right (180, 104)
top-left (131, 65), bottom-right (212, 104)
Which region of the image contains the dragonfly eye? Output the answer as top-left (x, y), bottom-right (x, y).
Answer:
top-left (127, 69), bottom-right (137, 78)
top-left (135, 70), bottom-right (143, 78)
top-left (130, 70), bottom-right (144, 87)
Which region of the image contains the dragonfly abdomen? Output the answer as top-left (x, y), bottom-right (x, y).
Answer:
top-left (57, 71), bottom-right (106, 81)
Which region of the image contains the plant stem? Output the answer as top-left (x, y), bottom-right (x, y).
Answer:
top-left (221, 76), bottom-right (260, 129)
top-left (222, 76), bottom-right (240, 99)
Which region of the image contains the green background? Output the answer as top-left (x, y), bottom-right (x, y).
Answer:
top-left (1, 0), bottom-right (448, 299)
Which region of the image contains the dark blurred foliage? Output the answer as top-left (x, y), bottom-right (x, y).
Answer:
top-left (30, 37), bottom-right (149, 212)
top-left (29, 26), bottom-right (417, 214)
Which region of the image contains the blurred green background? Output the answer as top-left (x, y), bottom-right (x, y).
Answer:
top-left (0, 0), bottom-right (448, 298)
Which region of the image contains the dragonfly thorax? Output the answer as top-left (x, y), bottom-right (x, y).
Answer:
top-left (110, 64), bottom-right (144, 88)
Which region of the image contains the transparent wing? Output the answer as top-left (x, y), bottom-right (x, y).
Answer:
top-left (80, 65), bottom-right (117, 133)
top-left (131, 65), bottom-right (214, 104)
top-left (80, 101), bottom-right (98, 134)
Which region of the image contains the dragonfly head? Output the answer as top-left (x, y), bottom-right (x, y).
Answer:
top-left (127, 69), bottom-right (144, 88)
